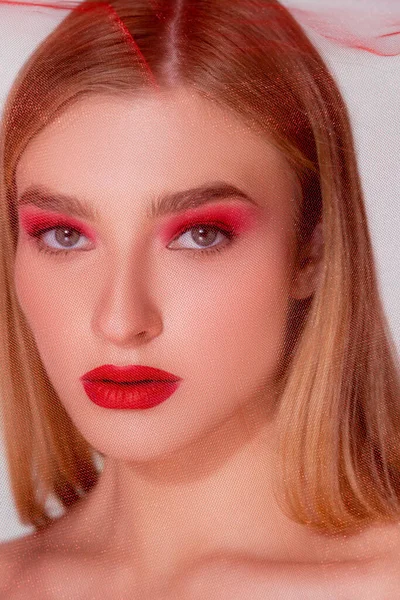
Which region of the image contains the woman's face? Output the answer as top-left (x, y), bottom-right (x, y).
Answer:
top-left (14, 88), bottom-right (314, 461)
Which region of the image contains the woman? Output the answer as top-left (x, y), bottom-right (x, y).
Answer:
top-left (0, 0), bottom-right (400, 597)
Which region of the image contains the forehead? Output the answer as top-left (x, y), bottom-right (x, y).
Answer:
top-left (15, 88), bottom-right (298, 213)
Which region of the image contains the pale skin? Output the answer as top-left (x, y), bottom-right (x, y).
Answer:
top-left (2, 87), bottom-right (400, 598)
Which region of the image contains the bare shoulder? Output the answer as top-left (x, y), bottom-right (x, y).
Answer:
top-left (177, 549), bottom-right (400, 600)
top-left (0, 532), bottom-right (87, 599)
top-left (0, 528), bottom-right (132, 600)
top-left (0, 529), bottom-right (89, 599)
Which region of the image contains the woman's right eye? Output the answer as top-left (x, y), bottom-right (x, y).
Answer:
top-left (31, 226), bottom-right (91, 255)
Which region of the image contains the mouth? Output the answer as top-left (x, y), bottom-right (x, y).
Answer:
top-left (80, 365), bottom-right (182, 409)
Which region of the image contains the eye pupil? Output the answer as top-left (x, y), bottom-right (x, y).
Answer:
top-left (55, 227), bottom-right (80, 247)
top-left (192, 225), bottom-right (218, 247)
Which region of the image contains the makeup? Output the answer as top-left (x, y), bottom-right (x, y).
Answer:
top-left (80, 364), bottom-right (182, 409)
top-left (18, 205), bottom-right (97, 243)
top-left (158, 202), bottom-right (260, 246)
top-left (18, 199), bottom-right (261, 258)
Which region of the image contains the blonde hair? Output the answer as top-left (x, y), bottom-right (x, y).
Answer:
top-left (0, 0), bottom-right (399, 535)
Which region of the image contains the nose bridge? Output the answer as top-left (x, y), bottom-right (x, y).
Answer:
top-left (92, 245), bottom-right (162, 346)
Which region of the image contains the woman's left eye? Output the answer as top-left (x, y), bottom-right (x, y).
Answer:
top-left (167, 224), bottom-right (234, 254)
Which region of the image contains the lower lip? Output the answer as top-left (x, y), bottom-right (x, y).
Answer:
top-left (81, 380), bottom-right (181, 409)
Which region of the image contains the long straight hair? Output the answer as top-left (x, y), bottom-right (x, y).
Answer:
top-left (0, 0), bottom-right (399, 535)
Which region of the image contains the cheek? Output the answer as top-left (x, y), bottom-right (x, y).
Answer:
top-left (14, 248), bottom-right (45, 328)
top-left (164, 244), bottom-right (293, 381)
top-left (13, 248), bottom-right (81, 375)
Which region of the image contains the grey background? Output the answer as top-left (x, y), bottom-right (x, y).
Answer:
top-left (1, 1), bottom-right (399, 542)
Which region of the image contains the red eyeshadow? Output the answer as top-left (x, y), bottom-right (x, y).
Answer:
top-left (18, 206), bottom-right (97, 242)
top-left (157, 202), bottom-right (260, 245)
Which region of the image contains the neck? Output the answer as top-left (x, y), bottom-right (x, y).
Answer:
top-left (41, 392), bottom-right (400, 591)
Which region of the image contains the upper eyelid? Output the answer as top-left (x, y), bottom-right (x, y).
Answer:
top-left (170, 224), bottom-right (233, 242)
top-left (19, 210), bottom-right (97, 244)
top-left (171, 220), bottom-right (233, 236)
top-left (27, 213), bottom-right (233, 237)
top-left (36, 221), bottom-right (231, 241)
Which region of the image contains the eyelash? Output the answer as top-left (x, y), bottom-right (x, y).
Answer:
top-left (27, 222), bottom-right (237, 259)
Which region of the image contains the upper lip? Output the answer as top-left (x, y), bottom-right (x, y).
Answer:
top-left (81, 364), bottom-right (181, 383)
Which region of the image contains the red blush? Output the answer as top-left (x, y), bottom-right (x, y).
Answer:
top-left (158, 203), bottom-right (260, 245)
top-left (18, 206), bottom-right (97, 242)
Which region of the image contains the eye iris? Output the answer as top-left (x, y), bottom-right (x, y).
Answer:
top-left (191, 225), bottom-right (218, 247)
top-left (54, 227), bottom-right (80, 247)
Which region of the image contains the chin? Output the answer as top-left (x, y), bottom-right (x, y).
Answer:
top-left (72, 410), bottom-right (208, 466)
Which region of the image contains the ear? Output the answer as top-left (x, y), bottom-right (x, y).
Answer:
top-left (290, 221), bottom-right (324, 300)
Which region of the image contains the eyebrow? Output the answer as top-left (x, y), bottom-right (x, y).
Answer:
top-left (17, 182), bottom-right (259, 223)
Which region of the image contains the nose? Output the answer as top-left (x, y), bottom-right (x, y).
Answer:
top-left (92, 255), bottom-right (163, 347)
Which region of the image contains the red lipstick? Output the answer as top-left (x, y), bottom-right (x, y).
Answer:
top-left (80, 364), bottom-right (182, 409)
